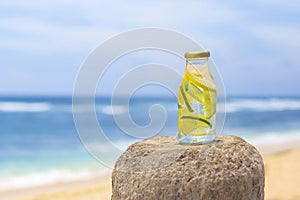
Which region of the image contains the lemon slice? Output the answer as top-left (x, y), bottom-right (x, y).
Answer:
top-left (184, 71), bottom-right (216, 92)
top-left (183, 71), bottom-right (216, 118)
top-left (184, 81), bottom-right (204, 104)
top-left (180, 113), bottom-right (211, 136)
top-left (203, 90), bottom-right (216, 118)
top-left (181, 115), bottom-right (211, 128)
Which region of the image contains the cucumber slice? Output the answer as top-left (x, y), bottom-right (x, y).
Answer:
top-left (179, 85), bottom-right (194, 112)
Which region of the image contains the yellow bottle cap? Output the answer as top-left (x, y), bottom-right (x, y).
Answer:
top-left (184, 51), bottom-right (210, 59)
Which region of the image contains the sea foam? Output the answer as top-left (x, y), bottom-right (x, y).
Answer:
top-left (226, 98), bottom-right (300, 113)
top-left (0, 168), bottom-right (110, 191)
top-left (0, 102), bottom-right (51, 112)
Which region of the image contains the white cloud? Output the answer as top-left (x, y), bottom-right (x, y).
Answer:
top-left (251, 24), bottom-right (300, 49)
top-left (0, 17), bottom-right (117, 51)
top-left (0, 0), bottom-right (300, 95)
top-left (0, 1), bottom-right (245, 52)
top-left (253, 0), bottom-right (300, 11)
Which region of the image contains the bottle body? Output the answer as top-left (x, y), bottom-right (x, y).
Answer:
top-left (178, 53), bottom-right (216, 144)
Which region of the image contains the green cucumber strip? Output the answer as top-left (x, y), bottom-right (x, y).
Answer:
top-left (180, 86), bottom-right (194, 112)
top-left (181, 115), bottom-right (212, 128)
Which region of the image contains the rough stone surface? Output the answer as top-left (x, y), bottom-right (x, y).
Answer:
top-left (111, 136), bottom-right (265, 200)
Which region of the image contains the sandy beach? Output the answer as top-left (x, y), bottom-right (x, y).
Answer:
top-left (264, 147), bottom-right (300, 200)
top-left (0, 172), bottom-right (112, 200)
top-left (1, 146), bottom-right (300, 200)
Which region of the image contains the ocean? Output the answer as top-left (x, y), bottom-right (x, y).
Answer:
top-left (1, 95), bottom-right (300, 191)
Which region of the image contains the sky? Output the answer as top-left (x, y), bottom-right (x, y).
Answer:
top-left (0, 0), bottom-right (300, 96)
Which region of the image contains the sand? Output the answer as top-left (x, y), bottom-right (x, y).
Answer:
top-left (264, 148), bottom-right (300, 200)
top-left (2, 147), bottom-right (300, 200)
top-left (0, 173), bottom-right (112, 200)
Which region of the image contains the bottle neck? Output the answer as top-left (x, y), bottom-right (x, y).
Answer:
top-left (186, 58), bottom-right (209, 76)
top-left (186, 58), bottom-right (208, 67)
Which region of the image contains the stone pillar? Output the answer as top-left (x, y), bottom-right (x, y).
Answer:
top-left (112, 136), bottom-right (265, 200)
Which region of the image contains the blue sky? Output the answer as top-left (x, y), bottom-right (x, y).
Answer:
top-left (0, 0), bottom-right (299, 96)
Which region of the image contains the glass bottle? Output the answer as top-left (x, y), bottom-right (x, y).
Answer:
top-left (178, 51), bottom-right (216, 144)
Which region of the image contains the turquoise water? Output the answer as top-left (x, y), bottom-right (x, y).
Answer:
top-left (1, 95), bottom-right (300, 190)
